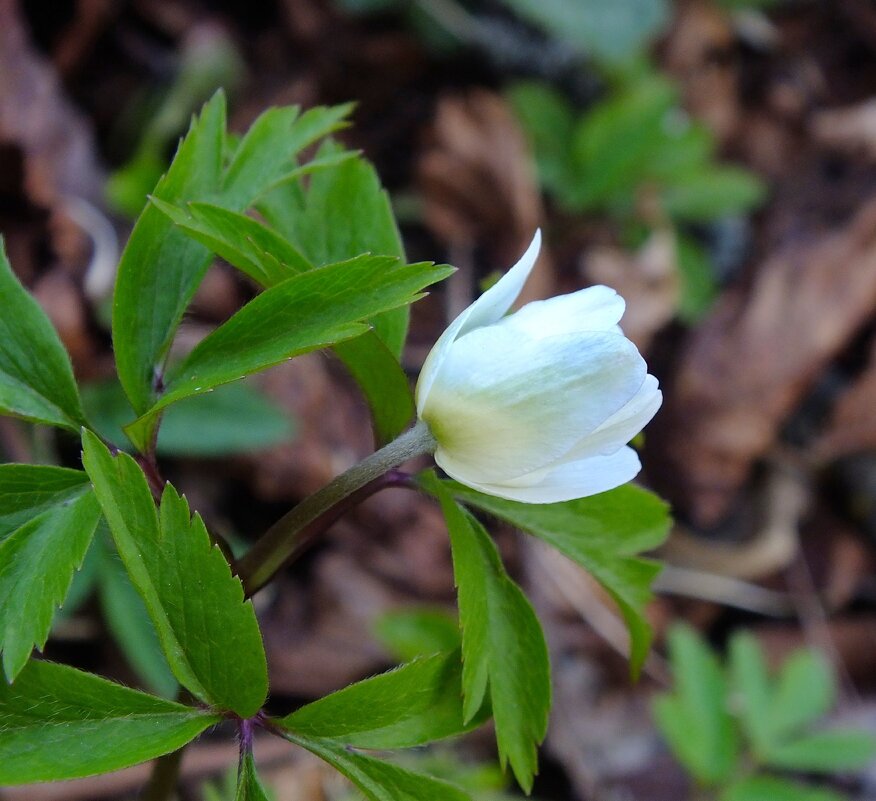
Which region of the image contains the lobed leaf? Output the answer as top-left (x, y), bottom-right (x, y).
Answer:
top-left (446, 481), bottom-right (670, 673)
top-left (281, 650), bottom-right (484, 749)
top-left (0, 660), bottom-right (219, 784)
top-left (764, 731), bottom-right (876, 774)
top-left (427, 474), bottom-right (550, 793)
top-left (81, 430), bottom-right (268, 716)
top-left (0, 490), bottom-right (102, 680)
top-left (0, 239), bottom-right (86, 430)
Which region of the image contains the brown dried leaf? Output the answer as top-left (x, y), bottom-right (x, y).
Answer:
top-left (651, 198), bottom-right (876, 526)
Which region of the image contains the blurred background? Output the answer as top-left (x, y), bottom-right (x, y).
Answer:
top-left (3, 0), bottom-right (876, 799)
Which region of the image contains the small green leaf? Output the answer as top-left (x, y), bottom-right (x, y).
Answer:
top-left (0, 239), bottom-right (86, 430)
top-left (82, 378), bottom-right (294, 457)
top-left (98, 536), bottom-right (178, 698)
top-left (427, 474), bottom-right (550, 793)
top-left (676, 235), bottom-right (718, 324)
top-left (764, 730), bottom-right (876, 774)
top-left (661, 166), bottom-right (766, 222)
top-left (653, 625), bottom-right (738, 785)
top-left (0, 490), bottom-right (101, 680)
top-left (374, 607), bottom-right (461, 662)
top-left (729, 632), bottom-right (773, 754)
top-left (722, 776), bottom-right (847, 801)
top-left (0, 660), bottom-right (220, 784)
top-left (767, 649), bottom-right (835, 740)
top-left (0, 464), bottom-right (91, 540)
top-left (446, 481), bottom-right (670, 674)
top-left (281, 650), bottom-right (483, 748)
top-left (125, 256), bottom-right (451, 451)
top-left (81, 430), bottom-right (268, 716)
top-left (235, 752), bottom-right (271, 801)
top-left (281, 731), bottom-right (472, 801)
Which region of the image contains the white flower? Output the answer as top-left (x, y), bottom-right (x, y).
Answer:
top-left (416, 230), bottom-right (662, 504)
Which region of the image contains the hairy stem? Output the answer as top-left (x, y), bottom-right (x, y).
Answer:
top-left (235, 420), bottom-right (436, 596)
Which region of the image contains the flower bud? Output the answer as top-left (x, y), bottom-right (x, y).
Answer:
top-left (416, 230), bottom-right (662, 504)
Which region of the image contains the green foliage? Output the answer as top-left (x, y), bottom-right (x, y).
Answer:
top-left (280, 731), bottom-right (473, 801)
top-left (655, 626), bottom-right (876, 798)
top-left (0, 490), bottom-right (101, 680)
top-left (82, 378), bottom-right (294, 457)
top-left (112, 94), bottom-right (351, 419)
top-left (282, 650), bottom-right (483, 748)
top-left (0, 464), bottom-right (91, 540)
top-left (427, 474), bottom-right (550, 793)
top-left (510, 75), bottom-right (766, 223)
top-left (374, 607), bottom-right (462, 662)
top-left (498, 0), bottom-right (669, 67)
top-left (447, 481), bottom-right (670, 674)
top-left (0, 239), bottom-right (86, 430)
top-left (82, 430), bottom-right (268, 716)
top-left (0, 660), bottom-right (220, 784)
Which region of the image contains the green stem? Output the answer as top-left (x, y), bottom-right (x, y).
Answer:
top-left (235, 420), bottom-right (436, 596)
top-left (141, 746), bottom-right (185, 801)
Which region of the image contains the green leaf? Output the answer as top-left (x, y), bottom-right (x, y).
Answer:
top-left (653, 625), bottom-right (738, 785)
top-left (676, 235), bottom-right (718, 324)
top-left (506, 81), bottom-right (576, 194)
top-left (281, 732), bottom-right (472, 801)
top-left (258, 150), bottom-right (407, 356)
top-left (113, 92), bottom-right (227, 414)
top-left (661, 166), bottom-right (766, 222)
top-left (235, 752), bottom-right (271, 801)
top-left (0, 239), bottom-right (86, 430)
top-left (499, 0), bottom-right (670, 66)
top-left (0, 464), bottom-right (91, 540)
top-left (82, 379), bottom-right (294, 457)
top-left (568, 76), bottom-right (677, 210)
top-left (81, 430), bottom-right (268, 716)
top-left (280, 650), bottom-right (483, 748)
top-left (0, 659), bottom-right (220, 784)
top-left (767, 649), bottom-right (835, 740)
top-left (722, 776), bottom-right (847, 801)
top-left (98, 536), bottom-right (178, 698)
top-left (150, 198), bottom-right (313, 285)
top-left (0, 490), bottom-right (101, 680)
top-left (426, 474), bottom-right (550, 793)
top-left (764, 730), bottom-right (876, 774)
top-left (374, 607), bottom-right (461, 662)
top-left (125, 256), bottom-right (451, 451)
top-left (445, 481), bottom-right (670, 674)
top-left (729, 632), bottom-right (773, 754)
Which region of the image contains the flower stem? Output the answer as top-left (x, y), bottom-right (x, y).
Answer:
top-left (235, 420), bottom-right (436, 596)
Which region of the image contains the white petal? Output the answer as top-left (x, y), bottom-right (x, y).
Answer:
top-left (416, 230), bottom-right (541, 415)
top-left (563, 374), bottom-right (662, 461)
top-left (421, 326), bottom-right (646, 482)
top-left (439, 446), bottom-right (642, 504)
top-left (496, 285), bottom-right (625, 340)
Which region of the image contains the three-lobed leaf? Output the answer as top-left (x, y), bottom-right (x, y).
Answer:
top-left (0, 489), bottom-right (102, 680)
top-left (282, 650), bottom-right (483, 749)
top-left (426, 474), bottom-right (550, 793)
top-left (0, 239), bottom-right (86, 430)
top-left (81, 430), bottom-right (267, 716)
top-left (446, 481), bottom-right (670, 673)
top-left (0, 660), bottom-right (219, 784)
